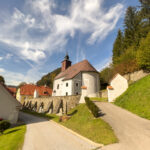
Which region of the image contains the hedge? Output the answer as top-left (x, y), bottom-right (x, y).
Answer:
top-left (85, 97), bottom-right (99, 118)
top-left (0, 120), bottom-right (11, 134)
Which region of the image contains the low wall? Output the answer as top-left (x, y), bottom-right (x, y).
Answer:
top-left (22, 95), bottom-right (80, 114)
top-left (99, 90), bottom-right (108, 98)
top-left (123, 70), bottom-right (150, 83)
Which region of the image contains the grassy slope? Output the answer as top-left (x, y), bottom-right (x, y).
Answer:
top-left (90, 97), bottom-right (108, 102)
top-left (115, 75), bottom-right (150, 119)
top-left (61, 104), bottom-right (118, 145)
top-left (0, 125), bottom-right (26, 150)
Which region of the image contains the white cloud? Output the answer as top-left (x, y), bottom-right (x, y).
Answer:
top-left (0, 57), bottom-right (3, 61)
top-left (0, 68), bottom-right (5, 73)
top-left (0, 67), bottom-right (42, 86)
top-left (0, 0), bottom-right (124, 63)
top-left (95, 57), bottom-right (112, 71)
top-left (6, 53), bottom-right (13, 59)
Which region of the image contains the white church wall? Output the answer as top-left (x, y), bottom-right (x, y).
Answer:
top-left (52, 77), bottom-right (73, 96)
top-left (72, 73), bottom-right (82, 95)
top-left (80, 72), bottom-right (100, 103)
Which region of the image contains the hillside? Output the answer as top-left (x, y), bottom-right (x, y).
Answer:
top-left (36, 68), bottom-right (61, 88)
top-left (114, 75), bottom-right (150, 119)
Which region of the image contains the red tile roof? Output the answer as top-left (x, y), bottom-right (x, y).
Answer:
top-left (7, 87), bottom-right (17, 97)
top-left (20, 84), bottom-right (52, 96)
top-left (107, 86), bottom-right (114, 90)
top-left (55, 60), bottom-right (98, 80)
top-left (81, 86), bottom-right (87, 89)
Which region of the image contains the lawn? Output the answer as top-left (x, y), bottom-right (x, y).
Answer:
top-left (0, 125), bottom-right (26, 150)
top-left (90, 97), bottom-right (108, 102)
top-left (115, 75), bottom-right (150, 120)
top-left (61, 104), bottom-right (118, 145)
top-left (23, 104), bottom-right (118, 145)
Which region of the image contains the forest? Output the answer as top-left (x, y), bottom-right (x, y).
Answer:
top-left (100, 0), bottom-right (150, 88)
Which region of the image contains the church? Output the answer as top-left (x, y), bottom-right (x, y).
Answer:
top-left (52, 54), bottom-right (100, 103)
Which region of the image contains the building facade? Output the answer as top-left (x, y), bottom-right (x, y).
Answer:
top-left (52, 54), bottom-right (100, 103)
top-left (0, 83), bottom-right (21, 124)
top-left (107, 74), bottom-right (128, 102)
top-left (16, 84), bottom-right (52, 103)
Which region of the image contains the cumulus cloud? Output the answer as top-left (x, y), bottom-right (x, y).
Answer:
top-left (0, 68), bottom-right (5, 73)
top-left (0, 0), bottom-right (124, 63)
top-left (0, 57), bottom-right (3, 61)
top-left (0, 67), bottom-right (42, 85)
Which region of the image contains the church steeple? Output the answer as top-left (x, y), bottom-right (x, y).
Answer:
top-left (61, 52), bottom-right (72, 72)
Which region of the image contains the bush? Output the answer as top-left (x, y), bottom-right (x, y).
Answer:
top-left (137, 32), bottom-right (150, 71)
top-left (0, 118), bottom-right (3, 121)
top-left (85, 97), bottom-right (99, 118)
top-left (0, 120), bottom-right (11, 134)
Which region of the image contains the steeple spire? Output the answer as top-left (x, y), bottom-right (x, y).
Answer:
top-left (61, 52), bottom-right (72, 72)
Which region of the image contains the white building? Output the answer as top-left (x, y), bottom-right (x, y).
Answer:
top-left (107, 74), bottom-right (128, 102)
top-left (0, 83), bottom-right (21, 124)
top-left (52, 54), bottom-right (100, 103)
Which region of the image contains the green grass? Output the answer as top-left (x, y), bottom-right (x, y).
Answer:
top-left (0, 125), bottom-right (26, 150)
top-left (23, 104), bottom-right (118, 145)
top-left (115, 75), bottom-right (150, 119)
top-left (90, 97), bottom-right (108, 102)
top-left (61, 104), bottom-right (118, 145)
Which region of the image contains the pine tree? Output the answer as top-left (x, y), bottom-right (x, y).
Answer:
top-left (137, 32), bottom-right (150, 71)
top-left (124, 7), bottom-right (141, 49)
top-left (112, 30), bottom-right (124, 64)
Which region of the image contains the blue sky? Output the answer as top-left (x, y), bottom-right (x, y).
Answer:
top-left (0, 0), bottom-right (139, 85)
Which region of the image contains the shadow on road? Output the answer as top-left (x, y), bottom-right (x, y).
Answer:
top-left (19, 111), bottom-right (53, 125)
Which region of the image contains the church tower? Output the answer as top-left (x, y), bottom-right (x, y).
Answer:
top-left (61, 53), bottom-right (72, 72)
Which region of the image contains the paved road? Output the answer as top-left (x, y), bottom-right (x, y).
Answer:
top-left (95, 102), bottom-right (150, 150)
top-left (19, 112), bottom-right (100, 150)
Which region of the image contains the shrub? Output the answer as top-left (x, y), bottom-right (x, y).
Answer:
top-left (0, 120), bottom-right (11, 134)
top-left (85, 97), bottom-right (99, 118)
top-left (0, 118), bottom-right (3, 121)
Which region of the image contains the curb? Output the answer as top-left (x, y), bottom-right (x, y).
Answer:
top-left (50, 120), bottom-right (104, 148)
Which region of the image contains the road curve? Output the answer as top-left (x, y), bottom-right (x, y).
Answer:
top-left (95, 102), bottom-right (150, 150)
top-left (19, 112), bottom-right (100, 150)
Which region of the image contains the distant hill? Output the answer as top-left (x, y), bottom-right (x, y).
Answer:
top-left (115, 75), bottom-right (150, 120)
top-left (36, 68), bottom-right (61, 88)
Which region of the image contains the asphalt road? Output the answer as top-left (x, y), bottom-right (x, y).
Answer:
top-left (95, 102), bottom-right (150, 150)
top-left (19, 112), bottom-right (101, 150)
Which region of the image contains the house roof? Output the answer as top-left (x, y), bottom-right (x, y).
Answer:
top-left (55, 59), bottom-right (98, 80)
top-left (107, 86), bottom-right (114, 90)
top-left (20, 84), bottom-right (52, 96)
top-left (7, 87), bottom-right (17, 94)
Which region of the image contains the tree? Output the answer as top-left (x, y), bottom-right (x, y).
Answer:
top-left (0, 76), bottom-right (5, 84)
top-left (36, 68), bottom-right (61, 88)
top-left (124, 7), bottom-right (141, 49)
top-left (137, 32), bottom-right (150, 71)
top-left (112, 30), bottom-right (124, 64)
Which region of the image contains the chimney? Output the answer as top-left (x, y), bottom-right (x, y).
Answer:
top-left (61, 53), bottom-right (72, 72)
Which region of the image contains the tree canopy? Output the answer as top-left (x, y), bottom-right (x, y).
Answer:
top-left (0, 76), bottom-right (5, 84)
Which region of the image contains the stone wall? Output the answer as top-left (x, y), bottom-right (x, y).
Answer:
top-left (99, 90), bottom-right (108, 98)
top-left (123, 70), bottom-right (150, 83)
top-left (22, 95), bottom-right (80, 114)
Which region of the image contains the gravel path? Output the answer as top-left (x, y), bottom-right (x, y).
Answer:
top-left (95, 102), bottom-right (150, 150)
top-left (20, 112), bottom-right (101, 150)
